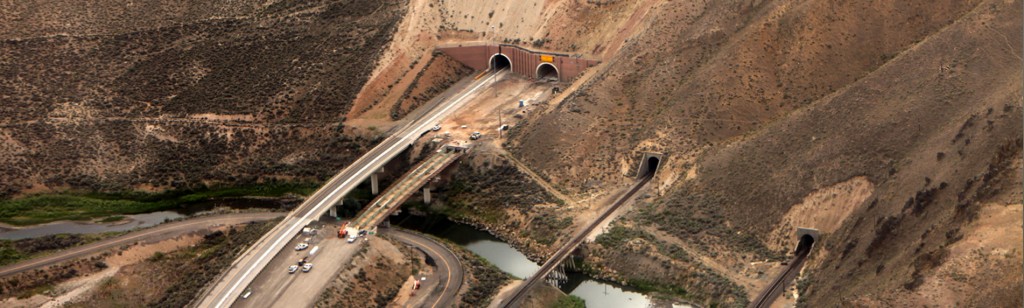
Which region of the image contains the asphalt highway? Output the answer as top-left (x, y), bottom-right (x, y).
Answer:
top-left (197, 70), bottom-right (505, 308)
top-left (0, 212), bottom-right (284, 278)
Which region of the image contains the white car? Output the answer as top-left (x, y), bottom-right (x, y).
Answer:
top-left (431, 125), bottom-right (441, 131)
top-left (287, 265), bottom-right (299, 273)
top-left (295, 242), bottom-right (309, 251)
top-left (347, 234), bottom-right (357, 243)
top-left (302, 263), bottom-right (313, 272)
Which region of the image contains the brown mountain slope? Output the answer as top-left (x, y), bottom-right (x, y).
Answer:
top-left (0, 0), bottom-right (405, 196)
top-left (507, 0), bottom-right (1021, 306)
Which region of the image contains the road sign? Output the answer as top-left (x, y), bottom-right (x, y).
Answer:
top-left (540, 55), bottom-right (554, 63)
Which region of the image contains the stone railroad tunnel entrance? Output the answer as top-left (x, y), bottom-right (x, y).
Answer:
top-left (536, 63), bottom-right (559, 80)
top-left (490, 53), bottom-right (511, 71)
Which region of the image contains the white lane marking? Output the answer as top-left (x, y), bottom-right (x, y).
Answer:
top-left (213, 72), bottom-right (500, 308)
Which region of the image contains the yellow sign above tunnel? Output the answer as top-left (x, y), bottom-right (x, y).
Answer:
top-left (539, 55), bottom-right (554, 63)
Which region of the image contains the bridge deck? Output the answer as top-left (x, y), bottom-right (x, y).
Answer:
top-left (351, 149), bottom-right (462, 230)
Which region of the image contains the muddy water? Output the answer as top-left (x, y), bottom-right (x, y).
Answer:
top-left (392, 213), bottom-right (671, 308)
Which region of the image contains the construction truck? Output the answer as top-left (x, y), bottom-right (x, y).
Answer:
top-left (338, 222), bottom-right (349, 238)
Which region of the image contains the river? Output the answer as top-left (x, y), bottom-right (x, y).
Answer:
top-left (392, 213), bottom-right (690, 308)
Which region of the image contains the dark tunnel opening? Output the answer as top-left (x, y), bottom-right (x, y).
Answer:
top-left (796, 234), bottom-right (815, 254)
top-left (645, 156), bottom-right (660, 177)
top-left (537, 63), bottom-right (558, 80)
top-left (491, 54), bottom-right (511, 71)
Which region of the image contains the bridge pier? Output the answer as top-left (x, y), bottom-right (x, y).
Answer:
top-left (423, 187), bottom-right (431, 204)
top-left (329, 200), bottom-right (342, 218)
top-left (370, 173), bottom-right (380, 195)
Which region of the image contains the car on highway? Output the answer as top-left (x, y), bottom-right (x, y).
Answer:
top-left (302, 263), bottom-right (313, 272)
top-left (287, 265), bottom-right (299, 273)
top-left (295, 242), bottom-right (309, 250)
top-left (347, 234), bottom-right (358, 243)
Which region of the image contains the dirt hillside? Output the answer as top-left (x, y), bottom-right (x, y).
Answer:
top-left (0, 0), bottom-right (406, 196)
top-left (504, 0), bottom-right (1021, 306)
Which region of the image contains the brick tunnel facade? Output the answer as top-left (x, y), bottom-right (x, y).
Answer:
top-left (437, 43), bottom-right (600, 82)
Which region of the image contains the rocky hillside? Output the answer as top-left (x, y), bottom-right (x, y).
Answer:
top-left (0, 0), bottom-right (405, 197)
top-left (507, 0), bottom-right (1021, 306)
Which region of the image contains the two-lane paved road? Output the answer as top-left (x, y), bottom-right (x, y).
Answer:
top-left (197, 70), bottom-right (505, 308)
top-left (384, 228), bottom-right (464, 308)
top-left (0, 212), bottom-right (284, 278)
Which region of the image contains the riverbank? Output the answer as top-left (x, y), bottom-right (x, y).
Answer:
top-left (0, 182), bottom-right (315, 226)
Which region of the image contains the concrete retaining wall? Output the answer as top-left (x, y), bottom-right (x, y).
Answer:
top-left (438, 44), bottom-right (600, 82)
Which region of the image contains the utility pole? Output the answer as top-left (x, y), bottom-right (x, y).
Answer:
top-left (498, 108), bottom-right (503, 138)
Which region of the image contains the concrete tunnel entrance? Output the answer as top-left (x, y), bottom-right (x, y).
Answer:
top-left (645, 157), bottom-right (660, 176)
top-left (796, 234), bottom-right (815, 254)
top-left (536, 63), bottom-right (559, 80)
top-left (490, 53), bottom-right (511, 71)
top-left (794, 227), bottom-right (819, 254)
top-left (636, 152), bottom-right (664, 178)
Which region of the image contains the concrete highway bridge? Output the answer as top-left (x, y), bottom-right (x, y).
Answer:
top-left (195, 70), bottom-right (501, 308)
top-left (198, 43), bottom-right (596, 307)
top-left (350, 145), bottom-right (466, 233)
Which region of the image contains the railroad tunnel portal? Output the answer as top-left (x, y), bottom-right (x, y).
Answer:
top-left (490, 53), bottom-right (511, 71)
top-left (636, 152), bottom-right (664, 178)
top-left (795, 227), bottom-right (820, 253)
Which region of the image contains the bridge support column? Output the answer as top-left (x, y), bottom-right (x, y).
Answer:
top-left (423, 187), bottom-right (431, 204)
top-left (371, 173), bottom-right (380, 195)
top-left (329, 206), bottom-right (337, 218)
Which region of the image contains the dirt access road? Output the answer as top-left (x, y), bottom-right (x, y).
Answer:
top-left (0, 212), bottom-right (284, 278)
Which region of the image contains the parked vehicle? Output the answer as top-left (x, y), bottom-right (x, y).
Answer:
top-left (347, 234), bottom-right (358, 243)
top-left (295, 242), bottom-right (309, 251)
top-left (288, 265), bottom-right (299, 273)
top-left (470, 132), bottom-right (482, 140)
top-left (302, 263), bottom-right (313, 272)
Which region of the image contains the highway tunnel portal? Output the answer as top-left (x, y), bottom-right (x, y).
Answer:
top-left (440, 43), bottom-right (600, 82)
top-left (536, 63), bottom-right (559, 80)
top-left (490, 53), bottom-right (512, 71)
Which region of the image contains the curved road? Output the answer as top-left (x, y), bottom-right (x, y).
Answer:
top-left (383, 229), bottom-right (463, 308)
top-left (0, 212), bottom-right (284, 278)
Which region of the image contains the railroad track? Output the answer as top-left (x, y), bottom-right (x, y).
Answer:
top-left (748, 242), bottom-right (811, 308)
top-left (500, 174), bottom-right (653, 308)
